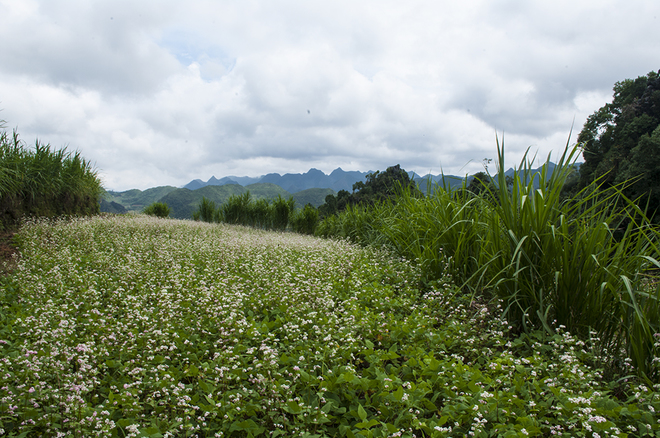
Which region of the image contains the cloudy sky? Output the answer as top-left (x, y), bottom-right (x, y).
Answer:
top-left (0, 0), bottom-right (658, 191)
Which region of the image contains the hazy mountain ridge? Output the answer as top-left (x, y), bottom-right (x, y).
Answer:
top-left (184, 167), bottom-right (371, 193)
top-left (104, 163), bottom-right (576, 218)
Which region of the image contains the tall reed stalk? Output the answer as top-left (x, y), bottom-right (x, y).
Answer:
top-left (319, 140), bottom-right (660, 381)
top-left (0, 129), bottom-right (103, 229)
top-left (481, 140), bottom-right (659, 379)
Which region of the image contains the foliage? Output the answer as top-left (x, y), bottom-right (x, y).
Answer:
top-left (319, 141), bottom-right (660, 382)
top-left (319, 165), bottom-right (420, 216)
top-left (142, 201), bottom-right (171, 218)
top-left (191, 196), bottom-right (218, 223)
top-left (290, 203), bottom-right (319, 235)
top-left (221, 191), bottom-right (252, 225)
top-left (0, 128), bottom-right (103, 230)
top-left (153, 183), bottom-right (330, 220)
top-left (191, 192), bottom-right (304, 233)
top-left (271, 194), bottom-right (296, 231)
top-left (1, 215), bottom-right (658, 437)
top-left (577, 69), bottom-right (660, 220)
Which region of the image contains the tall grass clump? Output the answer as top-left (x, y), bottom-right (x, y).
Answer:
top-left (0, 128), bottom-right (103, 229)
top-left (316, 203), bottom-right (381, 244)
top-left (480, 141), bottom-right (660, 380)
top-left (271, 195), bottom-right (295, 231)
top-left (290, 203), bottom-right (319, 235)
top-left (373, 180), bottom-right (488, 288)
top-left (192, 193), bottom-right (302, 232)
top-left (192, 197), bottom-right (219, 223)
top-left (220, 191), bottom-right (252, 225)
top-left (320, 139), bottom-right (660, 381)
top-left (143, 201), bottom-right (170, 218)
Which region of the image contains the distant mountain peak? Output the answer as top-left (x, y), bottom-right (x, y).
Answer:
top-left (184, 167), bottom-right (370, 193)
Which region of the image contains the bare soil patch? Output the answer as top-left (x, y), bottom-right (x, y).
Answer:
top-left (0, 231), bottom-right (18, 275)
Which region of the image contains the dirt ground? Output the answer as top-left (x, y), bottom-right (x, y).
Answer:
top-left (0, 232), bottom-right (18, 274)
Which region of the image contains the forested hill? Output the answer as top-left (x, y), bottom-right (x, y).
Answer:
top-left (105, 184), bottom-right (334, 219)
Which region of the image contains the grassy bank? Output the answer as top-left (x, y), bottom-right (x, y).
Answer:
top-left (0, 127), bottom-right (103, 230)
top-left (0, 215), bottom-right (658, 437)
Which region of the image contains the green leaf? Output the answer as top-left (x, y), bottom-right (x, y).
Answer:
top-left (285, 400), bottom-right (302, 414)
top-left (141, 427), bottom-right (163, 437)
top-left (106, 359), bottom-right (120, 368)
top-left (358, 404), bottom-right (367, 421)
top-left (185, 364), bottom-right (199, 377)
top-left (336, 372), bottom-right (355, 384)
top-left (355, 418), bottom-right (379, 429)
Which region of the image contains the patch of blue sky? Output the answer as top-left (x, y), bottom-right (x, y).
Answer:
top-left (159, 28), bottom-right (236, 79)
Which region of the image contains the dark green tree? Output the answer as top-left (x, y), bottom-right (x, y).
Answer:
top-left (143, 201), bottom-right (171, 218)
top-left (577, 69), bottom-right (660, 218)
top-left (318, 165), bottom-right (420, 216)
top-left (466, 171), bottom-right (493, 196)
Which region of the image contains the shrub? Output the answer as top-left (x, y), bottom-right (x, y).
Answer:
top-left (290, 203), bottom-right (319, 235)
top-left (221, 192), bottom-right (252, 225)
top-left (271, 195), bottom-right (295, 231)
top-left (192, 197), bottom-right (219, 223)
top-left (143, 201), bottom-right (171, 218)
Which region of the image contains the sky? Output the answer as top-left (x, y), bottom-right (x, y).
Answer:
top-left (0, 0), bottom-right (659, 191)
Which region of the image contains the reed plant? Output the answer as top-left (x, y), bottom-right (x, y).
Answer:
top-left (319, 140), bottom-right (660, 381)
top-left (0, 129), bottom-right (102, 229)
top-left (220, 191), bottom-right (252, 225)
top-left (481, 141), bottom-right (660, 380)
top-left (249, 197), bottom-right (272, 229)
top-left (315, 203), bottom-right (380, 244)
top-left (290, 203), bottom-right (319, 235)
top-left (193, 192), bottom-right (301, 232)
top-left (271, 194), bottom-right (295, 231)
top-left (192, 196), bottom-right (219, 223)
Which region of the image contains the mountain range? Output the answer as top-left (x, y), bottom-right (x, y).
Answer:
top-left (183, 167), bottom-right (373, 193)
top-left (103, 164), bottom-right (575, 219)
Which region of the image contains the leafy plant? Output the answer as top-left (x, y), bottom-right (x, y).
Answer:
top-left (320, 139), bottom-right (660, 382)
top-left (1, 215), bottom-right (658, 437)
top-left (0, 128), bottom-right (102, 229)
top-left (192, 196), bottom-right (219, 222)
top-left (142, 201), bottom-right (171, 218)
top-left (290, 203), bottom-right (319, 235)
top-left (271, 194), bottom-right (295, 231)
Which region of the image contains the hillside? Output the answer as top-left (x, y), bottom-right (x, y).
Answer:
top-left (103, 163), bottom-right (577, 216)
top-left (156, 183), bottom-right (334, 219)
top-left (292, 187), bottom-right (335, 208)
top-left (105, 186), bottom-right (178, 212)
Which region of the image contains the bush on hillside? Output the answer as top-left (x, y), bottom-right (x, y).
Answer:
top-left (143, 201), bottom-right (171, 218)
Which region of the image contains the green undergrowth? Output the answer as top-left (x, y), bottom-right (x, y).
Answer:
top-left (0, 215), bottom-right (658, 437)
top-left (317, 142), bottom-right (660, 384)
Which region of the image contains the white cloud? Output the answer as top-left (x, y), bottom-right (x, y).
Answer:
top-left (0, 0), bottom-right (658, 190)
